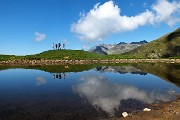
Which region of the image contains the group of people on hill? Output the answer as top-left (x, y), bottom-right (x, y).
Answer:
top-left (52, 43), bottom-right (65, 50)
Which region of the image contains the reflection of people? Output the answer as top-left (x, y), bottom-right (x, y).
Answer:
top-left (59, 74), bottom-right (62, 79)
top-left (56, 74), bottom-right (59, 79)
top-left (52, 73), bottom-right (67, 79)
top-left (63, 73), bottom-right (66, 79)
top-left (53, 74), bottom-right (55, 79)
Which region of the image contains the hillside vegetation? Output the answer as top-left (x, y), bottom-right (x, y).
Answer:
top-left (0, 50), bottom-right (105, 61)
top-left (127, 28), bottom-right (180, 58)
top-left (0, 55), bottom-right (22, 61)
top-left (25, 50), bottom-right (106, 60)
top-left (0, 49), bottom-right (142, 61)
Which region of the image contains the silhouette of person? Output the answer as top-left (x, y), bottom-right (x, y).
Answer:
top-left (58, 43), bottom-right (61, 50)
top-left (55, 44), bottom-right (58, 50)
top-left (59, 73), bottom-right (62, 79)
top-left (57, 44), bottom-right (59, 50)
top-left (53, 74), bottom-right (55, 79)
top-left (63, 73), bottom-right (66, 79)
top-left (56, 74), bottom-right (59, 78)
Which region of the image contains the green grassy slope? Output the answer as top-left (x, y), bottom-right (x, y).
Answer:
top-left (127, 28), bottom-right (180, 58)
top-left (25, 50), bottom-right (106, 60)
top-left (0, 50), bottom-right (139, 61)
top-left (0, 50), bottom-right (106, 61)
top-left (0, 54), bottom-right (23, 61)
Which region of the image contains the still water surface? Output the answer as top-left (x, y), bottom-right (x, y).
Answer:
top-left (0, 63), bottom-right (179, 120)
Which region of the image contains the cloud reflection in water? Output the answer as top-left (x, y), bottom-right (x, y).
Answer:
top-left (73, 75), bottom-right (174, 115)
top-left (35, 76), bottom-right (47, 86)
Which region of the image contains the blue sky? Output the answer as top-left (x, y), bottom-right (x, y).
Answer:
top-left (0, 0), bottom-right (179, 55)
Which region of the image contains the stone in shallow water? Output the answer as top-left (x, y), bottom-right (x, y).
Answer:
top-left (143, 108), bottom-right (151, 111)
top-left (122, 112), bottom-right (128, 117)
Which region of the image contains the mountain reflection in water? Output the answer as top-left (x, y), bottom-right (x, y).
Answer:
top-left (96, 66), bottom-right (147, 75)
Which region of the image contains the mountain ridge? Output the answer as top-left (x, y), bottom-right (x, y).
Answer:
top-left (89, 40), bottom-right (148, 55)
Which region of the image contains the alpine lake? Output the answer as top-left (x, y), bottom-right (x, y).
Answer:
top-left (0, 63), bottom-right (180, 120)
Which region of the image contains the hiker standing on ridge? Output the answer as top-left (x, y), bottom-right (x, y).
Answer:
top-left (55, 44), bottom-right (58, 50)
top-left (58, 43), bottom-right (61, 50)
top-left (63, 43), bottom-right (65, 49)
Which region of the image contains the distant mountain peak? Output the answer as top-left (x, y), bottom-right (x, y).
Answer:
top-left (89, 40), bottom-right (148, 55)
top-left (117, 42), bottom-right (126, 45)
top-left (130, 40), bottom-right (148, 44)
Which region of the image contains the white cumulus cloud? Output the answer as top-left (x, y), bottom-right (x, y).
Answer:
top-left (152, 0), bottom-right (180, 26)
top-left (71, 0), bottom-right (180, 41)
top-left (34, 32), bottom-right (46, 42)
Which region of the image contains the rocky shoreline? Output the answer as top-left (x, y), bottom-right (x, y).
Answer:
top-left (0, 59), bottom-right (180, 66)
top-left (119, 96), bottom-right (180, 120)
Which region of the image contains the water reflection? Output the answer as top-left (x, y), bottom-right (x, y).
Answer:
top-left (35, 76), bottom-right (47, 86)
top-left (0, 64), bottom-right (179, 120)
top-left (96, 66), bottom-right (147, 75)
top-left (52, 73), bottom-right (66, 79)
top-left (73, 75), bottom-right (175, 115)
top-left (135, 63), bottom-right (180, 86)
